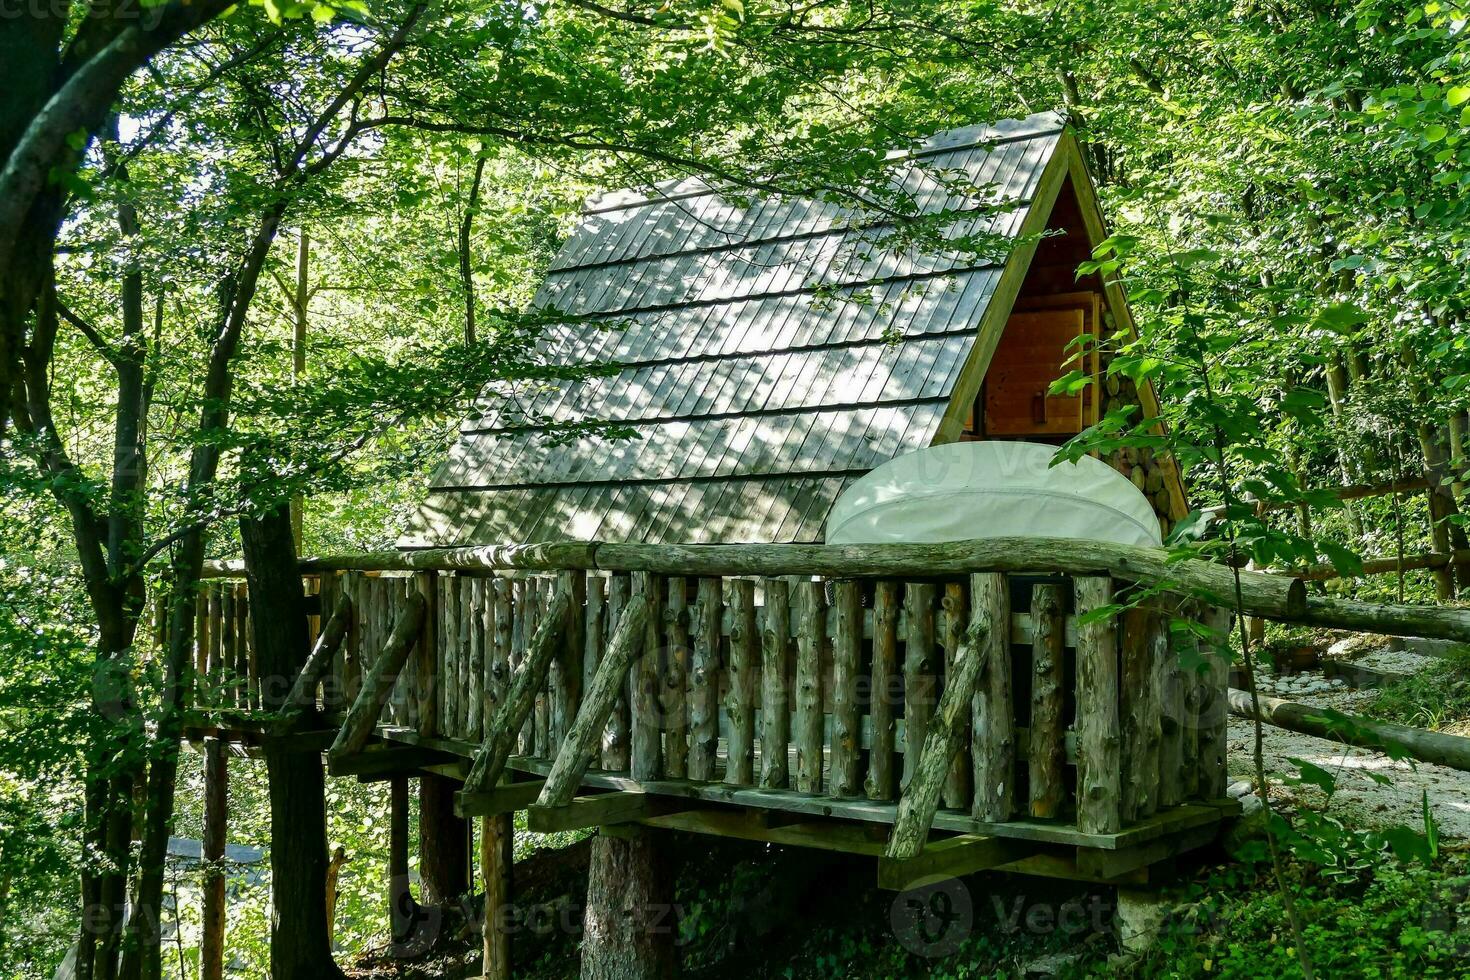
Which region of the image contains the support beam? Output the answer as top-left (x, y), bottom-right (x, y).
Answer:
top-left (526, 792), bottom-right (675, 833)
top-left (887, 588), bottom-right (991, 861)
top-left (327, 745), bottom-right (451, 778)
top-left (877, 834), bottom-right (1026, 891)
top-left (328, 593), bottom-right (426, 761)
top-left (456, 779), bottom-right (546, 818)
top-left (534, 596), bottom-right (651, 808)
top-left (278, 591), bottom-right (353, 731)
top-left (458, 588), bottom-right (572, 802)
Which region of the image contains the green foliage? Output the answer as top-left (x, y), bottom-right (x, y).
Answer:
top-left (1123, 856), bottom-right (1470, 980)
top-left (1373, 646), bottom-right (1470, 730)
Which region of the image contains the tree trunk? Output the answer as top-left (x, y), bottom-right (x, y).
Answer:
top-left (581, 829), bottom-right (676, 980)
top-left (240, 503), bottom-right (345, 980)
top-left (418, 773), bottom-right (469, 907)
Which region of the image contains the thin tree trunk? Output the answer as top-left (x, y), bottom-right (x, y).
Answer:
top-left (458, 156), bottom-right (486, 345)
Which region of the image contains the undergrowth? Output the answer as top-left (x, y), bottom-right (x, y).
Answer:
top-left (1372, 647), bottom-right (1470, 731)
top-left (1117, 854), bottom-right (1470, 980)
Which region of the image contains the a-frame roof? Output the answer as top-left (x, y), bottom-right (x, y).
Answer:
top-left (404, 112), bottom-right (1104, 548)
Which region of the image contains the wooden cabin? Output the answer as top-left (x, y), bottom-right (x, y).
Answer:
top-left (188, 115), bottom-right (1241, 941)
top-left (403, 111), bottom-right (1187, 550)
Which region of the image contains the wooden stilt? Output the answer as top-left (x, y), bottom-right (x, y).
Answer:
top-left (480, 812), bottom-right (513, 979)
top-left (389, 775), bottom-right (415, 943)
top-left (200, 737), bottom-right (228, 980)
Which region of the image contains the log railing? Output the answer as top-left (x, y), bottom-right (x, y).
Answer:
top-left (183, 538), bottom-right (1259, 851)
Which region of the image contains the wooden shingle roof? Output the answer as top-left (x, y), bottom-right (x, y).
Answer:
top-left (404, 112), bottom-right (1069, 547)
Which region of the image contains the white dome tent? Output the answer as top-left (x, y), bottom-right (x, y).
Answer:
top-left (825, 441), bottom-right (1162, 548)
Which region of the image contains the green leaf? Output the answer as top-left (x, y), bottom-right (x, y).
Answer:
top-left (311, 3), bottom-right (336, 22)
top-left (1448, 85), bottom-right (1470, 107)
top-left (1425, 124), bottom-right (1449, 143)
top-left (1311, 302), bottom-right (1370, 334)
top-left (1320, 541), bottom-right (1363, 576)
top-left (1288, 757), bottom-right (1337, 795)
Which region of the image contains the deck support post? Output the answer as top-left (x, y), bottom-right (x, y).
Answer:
top-left (388, 775), bottom-right (417, 945)
top-left (200, 737), bottom-right (228, 980)
top-left (480, 811), bottom-right (514, 979)
top-left (420, 773), bottom-right (469, 907)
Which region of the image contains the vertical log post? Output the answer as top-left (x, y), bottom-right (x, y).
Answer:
top-left (1027, 582), bottom-right (1066, 819)
top-left (724, 579), bottom-right (758, 785)
top-left (831, 580), bottom-right (863, 798)
top-left (443, 575), bottom-right (461, 741)
top-left (760, 578), bottom-right (792, 790)
top-left (601, 575), bottom-right (631, 772)
top-left (1075, 576), bottom-right (1122, 835)
top-left (1198, 605), bottom-right (1233, 799)
top-left (902, 583), bottom-right (937, 790)
top-left (864, 581), bottom-right (900, 802)
top-left (200, 738), bottom-right (228, 980)
top-left (551, 569), bottom-right (586, 748)
top-left (414, 571), bottom-right (438, 737)
top-left (1120, 606), bottom-right (1162, 822)
top-left (468, 578), bottom-right (485, 741)
top-left (480, 812), bottom-right (513, 979)
top-left (687, 577), bottom-right (722, 781)
top-left (662, 576), bottom-right (690, 779)
top-left (972, 572), bottom-right (1013, 822)
top-left (1157, 602), bottom-right (1185, 809)
top-left (793, 580), bottom-right (826, 794)
top-left (631, 572), bottom-right (664, 781)
top-left (582, 576), bottom-right (606, 770)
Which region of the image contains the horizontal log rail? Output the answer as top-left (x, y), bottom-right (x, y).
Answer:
top-left (1294, 548), bottom-right (1470, 582)
top-left (1198, 476), bottom-right (1433, 521)
top-left (202, 536), bottom-right (1308, 620)
top-left (1227, 689), bottom-right (1470, 773)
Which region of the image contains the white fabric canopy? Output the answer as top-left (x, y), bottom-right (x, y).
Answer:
top-left (826, 441), bottom-right (1162, 548)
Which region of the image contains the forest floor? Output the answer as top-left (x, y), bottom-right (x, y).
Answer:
top-left (1231, 637), bottom-right (1470, 838)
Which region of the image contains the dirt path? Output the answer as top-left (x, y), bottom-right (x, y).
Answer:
top-left (1228, 647), bottom-right (1470, 839)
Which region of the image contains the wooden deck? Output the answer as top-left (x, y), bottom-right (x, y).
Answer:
top-left (181, 538), bottom-right (1245, 888)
